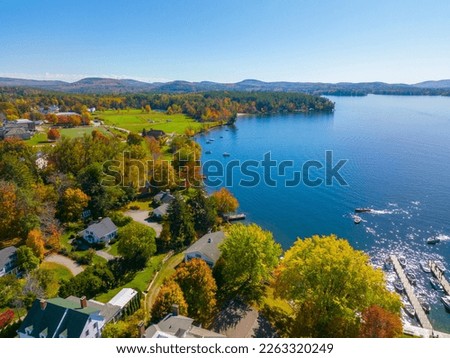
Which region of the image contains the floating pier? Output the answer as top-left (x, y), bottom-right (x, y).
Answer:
top-left (390, 255), bottom-right (433, 330)
top-left (430, 260), bottom-right (450, 295)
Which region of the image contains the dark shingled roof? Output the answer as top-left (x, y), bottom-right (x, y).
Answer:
top-left (18, 298), bottom-right (100, 338)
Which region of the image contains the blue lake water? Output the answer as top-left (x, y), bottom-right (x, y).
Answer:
top-left (196, 94), bottom-right (450, 332)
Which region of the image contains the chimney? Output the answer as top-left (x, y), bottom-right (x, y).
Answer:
top-left (40, 299), bottom-right (47, 311)
top-left (171, 304), bottom-right (179, 316)
top-left (138, 321), bottom-right (146, 338)
top-left (80, 296), bottom-right (87, 308)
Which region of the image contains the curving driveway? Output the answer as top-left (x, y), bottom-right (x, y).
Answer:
top-left (124, 210), bottom-right (162, 237)
top-left (44, 254), bottom-right (84, 276)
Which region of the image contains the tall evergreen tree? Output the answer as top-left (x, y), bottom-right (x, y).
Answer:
top-left (165, 193), bottom-right (196, 249)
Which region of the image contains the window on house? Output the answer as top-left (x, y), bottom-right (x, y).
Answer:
top-left (85, 329), bottom-right (89, 336)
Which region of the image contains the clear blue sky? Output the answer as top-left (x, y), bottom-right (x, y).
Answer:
top-left (1, 0), bottom-right (449, 83)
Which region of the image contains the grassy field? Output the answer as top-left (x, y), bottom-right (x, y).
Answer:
top-left (95, 254), bottom-right (166, 303)
top-left (95, 109), bottom-right (209, 134)
top-left (59, 126), bottom-right (110, 138)
top-left (40, 261), bottom-right (74, 282)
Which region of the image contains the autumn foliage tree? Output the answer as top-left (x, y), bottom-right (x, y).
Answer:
top-left (26, 229), bottom-right (46, 260)
top-left (57, 188), bottom-right (89, 223)
top-left (273, 235), bottom-right (402, 338)
top-left (359, 305), bottom-right (403, 338)
top-left (47, 128), bottom-right (61, 141)
top-left (174, 259), bottom-right (217, 325)
top-left (211, 188), bottom-right (238, 215)
top-left (151, 280), bottom-right (188, 322)
top-left (219, 223), bottom-right (282, 302)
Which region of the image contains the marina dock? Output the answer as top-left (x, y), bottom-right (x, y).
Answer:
top-left (430, 261), bottom-right (450, 295)
top-left (222, 213), bottom-right (246, 221)
top-left (390, 255), bottom-right (433, 330)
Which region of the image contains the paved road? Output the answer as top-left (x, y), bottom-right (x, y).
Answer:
top-left (44, 254), bottom-right (84, 276)
top-left (124, 210), bottom-right (162, 237)
top-left (96, 250), bottom-right (116, 261)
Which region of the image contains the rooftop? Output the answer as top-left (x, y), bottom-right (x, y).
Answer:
top-left (185, 231), bottom-right (225, 264)
top-left (84, 217), bottom-right (117, 238)
top-left (108, 288), bottom-right (138, 309)
top-left (0, 246), bottom-right (17, 268)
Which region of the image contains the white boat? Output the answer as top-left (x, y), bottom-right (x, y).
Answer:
top-left (420, 260), bottom-right (431, 273)
top-left (435, 260), bottom-right (446, 273)
top-left (354, 215), bottom-right (362, 224)
top-left (398, 256), bottom-right (407, 268)
top-left (418, 297), bottom-right (431, 314)
top-left (403, 303), bottom-right (416, 318)
top-left (430, 277), bottom-right (444, 291)
top-left (223, 152), bottom-right (230, 157)
top-left (383, 259), bottom-right (393, 271)
top-left (406, 271), bottom-right (417, 285)
top-left (394, 280), bottom-right (404, 293)
top-left (441, 296), bottom-right (450, 312)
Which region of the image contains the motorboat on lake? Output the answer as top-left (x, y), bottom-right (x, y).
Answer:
top-left (403, 303), bottom-right (416, 318)
top-left (354, 215), bottom-right (362, 224)
top-left (435, 260), bottom-right (446, 273)
top-left (406, 271), bottom-right (417, 285)
top-left (420, 260), bottom-right (431, 273)
top-left (355, 208), bottom-right (372, 213)
top-left (223, 152), bottom-right (231, 157)
top-left (398, 256), bottom-right (407, 268)
top-left (205, 150), bottom-right (212, 154)
top-left (430, 277), bottom-right (444, 291)
top-left (394, 280), bottom-right (405, 293)
top-left (418, 297), bottom-right (431, 314)
top-left (383, 259), bottom-right (393, 271)
top-left (441, 296), bottom-right (450, 312)
top-left (427, 236), bottom-right (441, 245)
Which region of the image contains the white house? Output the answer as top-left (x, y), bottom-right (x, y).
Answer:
top-left (184, 231), bottom-right (225, 267)
top-left (0, 246), bottom-right (18, 277)
top-left (80, 217), bottom-right (118, 244)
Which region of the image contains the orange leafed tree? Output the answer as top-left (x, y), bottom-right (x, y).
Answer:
top-left (359, 305), bottom-right (403, 338)
top-left (211, 187), bottom-right (239, 215)
top-left (151, 280), bottom-right (188, 322)
top-left (46, 224), bottom-right (61, 251)
top-left (59, 188), bottom-right (89, 222)
top-left (47, 128), bottom-right (61, 141)
top-left (26, 228), bottom-right (46, 260)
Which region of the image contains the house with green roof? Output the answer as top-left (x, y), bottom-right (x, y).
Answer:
top-left (18, 288), bottom-right (139, 338)
top-left (18, 297), bottom-right (105, 338)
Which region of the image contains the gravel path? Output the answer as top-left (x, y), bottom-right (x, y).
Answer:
top-left (95, 250), bottom-right (116, 261)
top-left (124, 210), bottom-right (162, 237)
top-left (44, 254), bottom-right (84, 276)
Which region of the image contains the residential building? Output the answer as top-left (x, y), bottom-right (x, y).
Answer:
top-left (0, 119), bottom-right (36, 140)
top-left (143, 128), bottom-right (166, 140)
top-left (79, 217), bottom-right (118, 244)
top-left (18, 297), bottom-right (106, 338)
top-left (18, 289), bottom-right (139, 338)
top-left (0, 246), bottom-right (18, 277)
top-left (184, 231), bottom-right (225, 267)
top-left (153, 190), bottom-right (175, 205)
top-left (143, 305), bottom-right (224, 338)
top-left (152, 203), bottom-right (169, 219)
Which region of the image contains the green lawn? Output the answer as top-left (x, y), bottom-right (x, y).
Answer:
top-left (95, 254), bottom-right (166, 303)
top-left (27, 132), bottom-right (49, 146)
top-left (40, 261), bottom-right (74, 282)
top-left (59, 126), bottom-right (110, 138)
top-left (126, 200), bottom-right (152, 211)
top-left (106, 241), bottom-right (120, 256)
top-left (95, 109), bottom-right (209, 134)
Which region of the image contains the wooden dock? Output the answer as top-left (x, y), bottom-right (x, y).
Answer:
top-left (430, 261), bottom-right (450, 295)
top-left (223, 213), bottom-right (246, 221)
top-left (390, 255), bottom-right (433, 330)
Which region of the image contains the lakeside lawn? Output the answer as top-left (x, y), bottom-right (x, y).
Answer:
top-left (95, 253), bottom-right (166, 303)
top-left (94, 109), bottom-right (209, 134)
top-left (59, 126), bottom-right (110, 138)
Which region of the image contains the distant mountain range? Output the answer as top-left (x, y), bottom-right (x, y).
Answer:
top-left (1, 77), bottom-right (450, 95)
